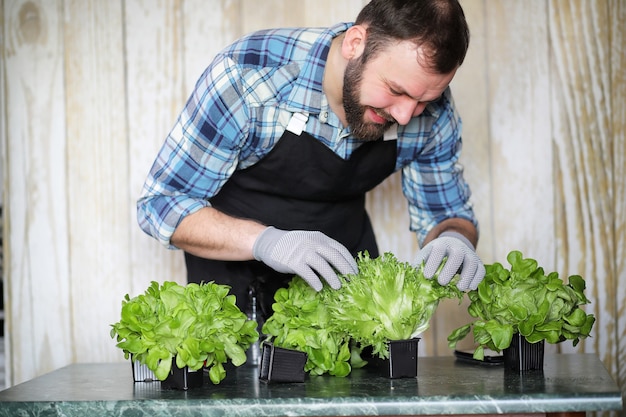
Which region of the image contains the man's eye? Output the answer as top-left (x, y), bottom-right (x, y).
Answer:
top-left (389, 89), bottom-right (402, 96)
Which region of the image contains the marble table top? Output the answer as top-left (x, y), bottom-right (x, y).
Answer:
top-left (0, 354), bottom-right (622, 416)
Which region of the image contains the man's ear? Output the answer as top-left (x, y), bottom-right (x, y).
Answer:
top-left (341, 25), bottom-right (367, 60)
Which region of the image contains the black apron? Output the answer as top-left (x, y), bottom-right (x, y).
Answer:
top-left (185, 129), bottom-right (397, 319)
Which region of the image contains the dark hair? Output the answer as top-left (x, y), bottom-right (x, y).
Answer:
top-left (355, 0), bottom-right (469, 74)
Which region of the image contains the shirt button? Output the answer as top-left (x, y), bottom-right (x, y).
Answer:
top-left (321, 111), bottom-right (328, 123)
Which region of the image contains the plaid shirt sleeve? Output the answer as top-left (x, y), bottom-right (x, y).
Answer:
top-left (136, 26), bottom-right (328, 248)
top-left (399, 89), bottom-right (477, 246)
top-left (137, 52), bottom-right (251, 248)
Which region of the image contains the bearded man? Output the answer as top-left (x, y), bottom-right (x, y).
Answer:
top-left (137, 0), bottom-right (485, 320)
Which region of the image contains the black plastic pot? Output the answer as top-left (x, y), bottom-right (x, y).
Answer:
top-left (366, 338), bottom-right (420, 379)
top-left (161, 359), bottom-right (204, 390)
top-left (385, 338), bottom-right (420, 378)
top-left (259, 342), bottom-right (308, 383)
top-left (503, 333), bottom-right (545, 372)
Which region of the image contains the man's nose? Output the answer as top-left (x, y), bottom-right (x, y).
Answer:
top-left (389, 100), bottom-right (426, 125)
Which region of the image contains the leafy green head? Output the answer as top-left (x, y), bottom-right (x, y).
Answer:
top-left (110, 281), bottom-right (258, 384)
top-left (447, 251), bottom-right (596, 360)
top-left (262, 278), bottom-right (352, 377)
top-left (328, 251), bottom-right (463, 358)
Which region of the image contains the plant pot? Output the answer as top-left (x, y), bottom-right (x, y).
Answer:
top-left (161, 358), bottom-right (204, 390)
top-left (385, 338), bottom-right (420, 378)
top-left (131, 360), bottom-right (156, 382)
top-left (365, 338), bottom-right (420, 379)
top-left (259, 342), bottom-right (308, 383)
top-left (503, 333), bottom-right (545, 372)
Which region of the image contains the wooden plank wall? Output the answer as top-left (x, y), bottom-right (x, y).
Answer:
top-left (1, 0), bottom-right (624, 412)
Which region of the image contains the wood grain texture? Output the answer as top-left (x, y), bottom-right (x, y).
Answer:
top-left (239, 0), bottom-right (365, 33)
top-left (0, 0), bottom-right (4, 208)
top-left (0, 2), bottom-right (623, 409)
top-left (608, 0), bottom-right (625, 409)
top-left (548, 0), bottom-right (615, 360)
top-left (181, 0), bottom-right (242, 93)
top-left (608, 0), bottom-right (626, 415)
top-left (124, 0), bottom-right (187, 297)
top-left (2, 0), bottom-right (72, 384)
top-left (484, 0), bottom-right (555, 268)
top-left (548, 2), bottom-right (624, 413)
top-left (63, 0), bottom-right (132, 363)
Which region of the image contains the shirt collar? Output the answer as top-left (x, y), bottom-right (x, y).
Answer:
top-left (285, 22), bottom-right (352, 115)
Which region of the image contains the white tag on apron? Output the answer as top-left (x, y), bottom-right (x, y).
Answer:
top-left (383, 124), bottom-right (398, 141)
top-left (286, 113), bottom-right (309, 136)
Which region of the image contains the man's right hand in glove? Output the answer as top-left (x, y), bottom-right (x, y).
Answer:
top-left (252, 226), bottom-right (358, 291)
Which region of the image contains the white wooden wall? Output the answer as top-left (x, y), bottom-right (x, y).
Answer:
top-left (1, 0), bottom-right (624, 411)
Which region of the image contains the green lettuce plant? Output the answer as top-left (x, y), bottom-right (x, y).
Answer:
top-left (328, 251), bottom-right (463, 359)
top-left (447, 250), bottom-right (595, 360)
top-left (110, 281), bottom-right (258, 384)
top-left (262, 278), bottom-right (352, 377)
top-left (263, 251), bottom-right (463, 376)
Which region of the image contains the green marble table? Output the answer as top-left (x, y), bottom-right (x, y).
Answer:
top-left (0, 354), bottom-right (621, 417)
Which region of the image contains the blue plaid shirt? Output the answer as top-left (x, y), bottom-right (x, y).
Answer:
top-left (138, 23), bottom-right (477, 248)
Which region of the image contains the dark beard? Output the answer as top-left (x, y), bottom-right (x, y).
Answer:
top-left (343, 58), bottom-right (395, 141)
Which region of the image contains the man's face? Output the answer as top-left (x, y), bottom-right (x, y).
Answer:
top-left (343, 40), bottom-right (456, 141)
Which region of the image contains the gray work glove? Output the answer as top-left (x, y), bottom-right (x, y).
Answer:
top-left (252, 226), bottom-right (358, 291)
top-left (414, 231), bottom-right (485, 291)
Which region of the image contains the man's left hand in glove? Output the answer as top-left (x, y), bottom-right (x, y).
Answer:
top-left (414, 231), bottom-right (485, 291)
